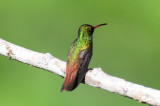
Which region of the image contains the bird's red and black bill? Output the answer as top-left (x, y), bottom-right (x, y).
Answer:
top-left (94, 23), bottom-right (107, 29)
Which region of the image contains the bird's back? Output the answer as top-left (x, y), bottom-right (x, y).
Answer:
top-left (61, 38), bottom-right (92, 91)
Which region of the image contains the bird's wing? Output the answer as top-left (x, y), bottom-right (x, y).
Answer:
top-left (77, 44), bottom-right (92, 85)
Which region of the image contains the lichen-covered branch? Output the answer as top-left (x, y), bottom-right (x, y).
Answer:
top-left (0, 38), bottom-right (160, 106)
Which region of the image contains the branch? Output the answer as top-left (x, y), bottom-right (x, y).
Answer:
top-left (0, 38), bottom-right (160, 106)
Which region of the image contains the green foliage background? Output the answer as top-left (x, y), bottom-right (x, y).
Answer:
top-left (0, 0), bottom-right (160, 106)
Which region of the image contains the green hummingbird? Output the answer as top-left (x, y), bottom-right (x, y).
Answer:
top-left (61, 23), bottom-right (107, 92)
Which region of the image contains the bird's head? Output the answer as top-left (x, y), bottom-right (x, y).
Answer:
top-left (78, 23), bottom-right (107, 38)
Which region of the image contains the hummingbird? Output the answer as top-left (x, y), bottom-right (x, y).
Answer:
top-left (61, 23), bottom-right (107, 92)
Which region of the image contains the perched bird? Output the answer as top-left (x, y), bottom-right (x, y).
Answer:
top-left (61, 23), bottom-right (107, 92)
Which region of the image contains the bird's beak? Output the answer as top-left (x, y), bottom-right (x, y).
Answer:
top-left (94, 23), bottom-right (107, 29)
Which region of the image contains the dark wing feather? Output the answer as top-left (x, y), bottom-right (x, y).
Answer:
top-left (71, 43), bottom-right (92, 90)
top-left (77, 44), bottom-right (92, 84)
